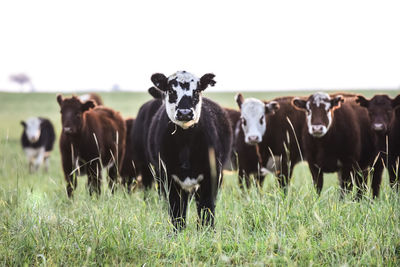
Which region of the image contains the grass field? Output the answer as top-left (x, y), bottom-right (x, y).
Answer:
top-left (0, 90), bottom-right (399, 266)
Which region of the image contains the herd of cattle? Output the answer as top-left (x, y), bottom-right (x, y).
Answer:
top-left (20, 71), bottom-right (400, 230)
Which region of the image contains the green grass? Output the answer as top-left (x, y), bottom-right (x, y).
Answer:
top-left (0, 90), bottom-right (399, 266)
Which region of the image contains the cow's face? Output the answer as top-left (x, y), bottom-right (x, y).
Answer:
top-left (356, 94), bottom-right (400, 133)
top-left (151, 71), bottom-right (216, 129)
top-left (293, 92), bottom-right (344, 138)
top-left (57, 95), bottom-right (95, 135)
top-left (21, 117), bottom-right (41, 143)
top-left (235, 93), bottom-right (280, 145)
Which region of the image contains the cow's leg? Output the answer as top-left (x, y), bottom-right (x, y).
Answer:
top-left (168, 184), bottom-right (189, 231)
top-left (277, 157), bottom-right (290, 192)
top-left (371, 158), bottom-right (384, 198)
top-left (238, 168), bottom-right (250, 189)
top-left (107, 163), bottom-right (118, 194)
top-left (60, 145), bottom-right (76, 198)
top-left (43, 154), bottom-right (50, 173)
top-left (195, 190), bottom-right (216, 229)
top-left (309, 164), bottom-right (324, 195)
top-left (141, 164), bottom-right (154, 190)
top-left (33, 147), bottom-right (45, 172)
top-left (339, 166), bottom-right (353, 197)
top-left (388, 155), bottom-right (399, 191)
top-left (88, 161), bottom-right (102, 196)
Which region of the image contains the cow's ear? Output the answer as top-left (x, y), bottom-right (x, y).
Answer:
top-left (151, 73), bottom-right (168, 91)
top-left (292, 98), bottom-right (307, 110)
top-left (81, 100), bottom-right (95, 112)
top-left (331, 95), bottom-right (344, 108)
top-left (235, 93), bottom-right (244, 109)
top-left (356, 95), bottom-right (369, 108)
top-left (199, 73), bottom-right (216, 91)
top-left (391, 94), bottom-right (400, 109)
top-left (21, 121), bottom-right (26, 128)
top-left (148, 86), bottom-right (164, 99)
top-left (266, 101), bottom-right (280, 114)
top-left (57, 94), bottom-right (63, 106)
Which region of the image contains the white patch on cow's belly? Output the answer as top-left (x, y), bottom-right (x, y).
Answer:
top-left (172, 174), bottom-right (204, 192)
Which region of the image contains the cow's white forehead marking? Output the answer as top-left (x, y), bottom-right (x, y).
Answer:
top-left (79, 94), bottom-right (90, 103)
top-left (241, 98), bottom-right (265, 118)
top-left (25, 117), bottom-right (41, 130)
top-left (168, 71), bottom-right (199, 92)
top-left (311, 92), bottom-right (330, 107)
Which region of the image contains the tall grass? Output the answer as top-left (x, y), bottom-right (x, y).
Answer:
top-left (0, 91), bottom-right (399, 265)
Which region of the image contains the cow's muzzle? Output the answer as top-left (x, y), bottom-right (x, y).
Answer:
top-left (176, 109), bottom-right (194, 121)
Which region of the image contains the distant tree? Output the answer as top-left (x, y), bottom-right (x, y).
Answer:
top-left (112, 84), bottom-right (121, 92)
top-left (9, 73), bottom-right (35, 92)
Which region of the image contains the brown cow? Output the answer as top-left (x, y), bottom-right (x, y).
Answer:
top-left (292, 92), bottom-right (378, 197)
top-left (57, 95), bottom-right (126, 197)
top-left (235, 94), bottom-right (305, 189)
top-left (356, 94), bottom-right (400, 191)
top-left (120, 118), bottom-right (136, 192)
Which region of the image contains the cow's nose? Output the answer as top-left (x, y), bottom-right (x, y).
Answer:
top-left (64, 127), bottom-right (72, 133)
top-left (176, 109), bottom-right (194, 121)
top-left (311, 124), bottom-right (324, 134)
top-left (373, 123), bottom-right (385, 131)
top-left (247, 135), bottom-right (260, 144)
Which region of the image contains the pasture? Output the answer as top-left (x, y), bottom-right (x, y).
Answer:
top-left (0, 90), bottom-right (399, 266)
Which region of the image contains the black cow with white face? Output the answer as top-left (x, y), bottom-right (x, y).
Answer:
top-left (293, 92), bottom-right (379, 197)
top-left (21, 117), bottom-right (56, 173)
top-left (147, 71), bottom-right (232, 231)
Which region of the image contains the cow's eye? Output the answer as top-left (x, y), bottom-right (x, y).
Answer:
top-left (259, 116), bottom-right (264, 124)
top-left (242, 118), bottom-right (247, 126)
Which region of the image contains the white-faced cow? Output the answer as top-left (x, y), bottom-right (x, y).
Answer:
top-left (57, 95), bottom-right (126, 197)
top-left (235, 94), bottom-right (305, 189)
top-left (293, 92), bottom-right (378, 197)
top-left (21, 117), bottom-right (56, 173)
top-left (147, 71), bottom-right (232, 231)
top-left (356, 94), bottom-right (400, 192)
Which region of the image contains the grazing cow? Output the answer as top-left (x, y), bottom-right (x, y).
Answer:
top-left (79, 93), bottom-right (103, 106)
top-left (120, 118), bottom-right (136, 192)
top-left (235, 94), bottom-right (305, 189)
top-left (356, 94), bottom-right (400, 191)
top-left (57, 95), bottom-right (126, 197)
top-left (147, 71), bottom-right (232, 231)
top-left (292, 92), bottom-right (378, 197)
top-left (20, 117), bottom-right (56, 173)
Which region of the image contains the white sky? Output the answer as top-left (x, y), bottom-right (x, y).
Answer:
top-left (0, 0), bottom-right (399, 92)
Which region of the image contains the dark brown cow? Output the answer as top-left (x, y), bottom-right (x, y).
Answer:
top-left (120, 118), bottom-right (136, 192)
top-left (235, 94), bottom-right (305, 189)
top-left (57, 95), bottom-right (126, 197)
top-left (79, 93), bottom-right (104, 106)
top-left (223, 107), bottom-right (241, 171)
top-left (292, 92), bottom-right (378, 197)
top-left (356, 94), bottom-right (400, 191)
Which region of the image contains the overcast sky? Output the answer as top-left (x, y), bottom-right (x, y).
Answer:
top-left (0, 0), bottom-right (399, 92)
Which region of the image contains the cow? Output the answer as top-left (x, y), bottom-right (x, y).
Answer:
top-left (292, 92), bottom-right (378, 197)
top-left (222, 107), bottom-right (241, 171)
top-left (129, 88), bottom-right (164, 190)
top-left (235, 94), bottom-right (305, 189)
top-left (147, 71), bottom-right (232, 231)
top-left (20, 117), bottom-right (56, 173)
top-left (78, 93), bottom-right (103, 106)
top-left (57, 95), bottom-right (126, 197)
top-left (356, 94), bottom-right (400, 192)
top-left (120, 118), bottom-right (136, 192)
